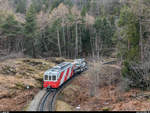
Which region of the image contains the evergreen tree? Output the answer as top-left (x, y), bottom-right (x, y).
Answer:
top-left (117, 5), bottom-right (141, 88)
top-left (15, 0), bottom-right (27, 14)
top-left (24, 4), bottom-right (37, 57)
top-left (118, 6), bottom-right (140, 61)
top-left (81, 6), bottom-right (87, 17)
top-left (32, 0), bottom-right (43, 13)
top-left (51, 0), bottom-right (64, 11)
top-left (94, 16), bottom-right (113, 48)
top-left (1, 15), bottom-right (21, 37)
top-left (0, 14), bottom-right (23, 52)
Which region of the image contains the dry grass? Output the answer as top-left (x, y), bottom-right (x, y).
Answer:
top-left (86, 60), bottom-right (121, 97)
top-left (0, 57), bottom-right (72, 111)
top-left (55, 100), bottom-right (73, 111)
top-left (0, 52), bottom-right (25, 62)
top-left (56, 60), bottom-right (150, 111)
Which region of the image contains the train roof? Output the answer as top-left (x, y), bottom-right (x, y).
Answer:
top-left (74, 58), bottom-right (85, 63)
top-left (44, 62), bottom-right (72, 74)
top-left (55, 62), bottom-right (71, 69)
top-left (74, 58), bottom-right (85, 61)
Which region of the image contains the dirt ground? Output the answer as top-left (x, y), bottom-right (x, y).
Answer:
top-left (0, 57), bottom-right (150, 111)
top-left (27, 89), bottom-right (46, 111)
top-left (0, 57), bottom-right (72, 111)
top-left (0, 88), bottom-right (39, 111)
top-left (56, 63), bottom-right (150, 111)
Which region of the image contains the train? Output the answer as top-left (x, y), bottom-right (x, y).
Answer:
top-left (43, 59), bottom-right (88, 90)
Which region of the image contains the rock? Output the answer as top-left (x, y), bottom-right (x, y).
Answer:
top-left (76, 105), bottom-right (80, 110)
top-left (132, 101), bottom-right (138, 105)
top-left (1, 65), bottom-right (17, 75)
top-left (104, 102), bottom-right (109, 105)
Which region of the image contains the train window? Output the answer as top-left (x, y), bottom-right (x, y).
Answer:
top-left (52, 76), bottom-right (56, 81)
top-left (45, 75), bottom-right (48, 80)
top-left (49, 76), bottom-right (51, 80)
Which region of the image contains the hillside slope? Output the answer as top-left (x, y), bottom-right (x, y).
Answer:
top-left (0, 57), bottom-right (72, 111)
top-left (56, 61), bottom-right (150, 111)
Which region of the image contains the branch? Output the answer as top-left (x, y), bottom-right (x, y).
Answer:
top-left (141, 20), bottom-right (150, 23)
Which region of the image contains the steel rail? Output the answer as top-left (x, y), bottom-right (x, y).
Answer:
top-left (38, 91), bottom-right (51, 111)
top-left (38, 68), bottom-right (88, 111)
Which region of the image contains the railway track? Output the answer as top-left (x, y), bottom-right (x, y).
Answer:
top-left (38, 70), bottom-right (86, 111)
top-left (38, 90), bottom-right (57, 111)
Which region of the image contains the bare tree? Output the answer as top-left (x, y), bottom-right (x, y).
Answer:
top-left (57, 28), bottom-right (62, 57)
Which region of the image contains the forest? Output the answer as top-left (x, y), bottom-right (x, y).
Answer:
top-left (0, 0), bottom-right (150, 91)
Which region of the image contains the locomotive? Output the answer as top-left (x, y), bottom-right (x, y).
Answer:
top-left (43, 59), bottom-right (87, 90)
top-left (73, 59), bottom-right (88, 73)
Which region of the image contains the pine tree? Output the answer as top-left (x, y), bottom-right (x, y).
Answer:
top-left (117, 5), bottom-right (141, 88)
top-left (32, 0), bottom-right (43, 13)
top-left (118, 6), bottom-right (140, 61)
top-left (94, 16), bottom-right (113, 48)
top-left (1, 15), bottom-right (20, 37)
top-left (24, 4), bottom-right (37, 58)
top-left (0, 14), bottom-right (22, 52)
top-left (15, 0), bottom-right (27, 14)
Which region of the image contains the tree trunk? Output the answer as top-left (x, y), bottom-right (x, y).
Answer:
top-left (42, 30), bottom-right (48, 52)
top-left (140, 21), bottom-right (143, 62)
top-left (79, 25), bottom-right (82, 57)
top-left (95, 33), bottom-right (98, 59)
top-left (139, 0), bottom-right (144, 63)
top-left (128, 39), bottom-right (130, 51)
top-left (66, 25), bottom-right (69, 58)
top-left (97, 36), bottom-right (100, 59)
top-left (32, 41), bottom-right (36, 58)
top-left (57, 28), bottom-right (62, 57)
top-left (62, 19), bottom-right (66, 57)
top-left (75, 22), bottom-right (78, 58)
top-left (90, 26), bottom-right (95, 58)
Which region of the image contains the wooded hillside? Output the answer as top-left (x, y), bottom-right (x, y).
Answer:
top-left (0, 0), bottom-right (150, 90)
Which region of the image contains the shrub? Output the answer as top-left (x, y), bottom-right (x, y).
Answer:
top-left (121, 60), bottom-right (150, 90)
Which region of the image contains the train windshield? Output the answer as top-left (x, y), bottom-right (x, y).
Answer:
top-left (44, 74), bottom-right (57, 81)
top-left (45, 75), bottom-right (48, 80)
top-left (52, 75), bottom-right (56, 81)
top-left (49, 76), bottom-right (51, 80)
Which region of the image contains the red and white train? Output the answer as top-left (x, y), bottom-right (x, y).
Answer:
top-left (43, 59), bottom-right (87, 90)
top-left (43, 62), bottom-right (74, 89)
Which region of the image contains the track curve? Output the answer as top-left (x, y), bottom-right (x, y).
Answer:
top-left (38, 69), bottom-right (87, 111)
